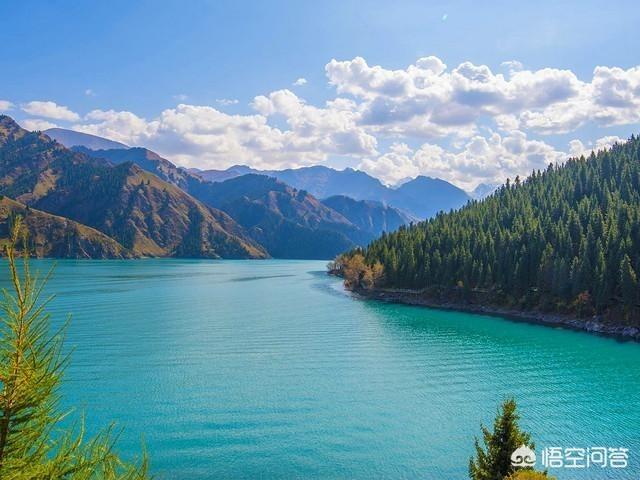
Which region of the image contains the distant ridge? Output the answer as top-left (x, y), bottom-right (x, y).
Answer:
top-left (193, 165), bottom-right (471, 219)
top-left (73, 144), bottom-right (420, 258)
top-left (470, 182), bottom-right (500, 199)
top-left (44, 127), bottom-right (471, 220)
top-left (45, 127), bottom-right (129, 150)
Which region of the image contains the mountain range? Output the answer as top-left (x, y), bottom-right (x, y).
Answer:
top-left (189, 164), bottom-right (472, 219)
top-left (47, 127), bottom-right (472, 220)
top-left (0, 120), bottom-right (475, 259)
top-left (65, 144), bottom-right (411, 259)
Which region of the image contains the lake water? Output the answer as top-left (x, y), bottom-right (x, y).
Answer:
top-left (3, 259), bottom-right (639, 479)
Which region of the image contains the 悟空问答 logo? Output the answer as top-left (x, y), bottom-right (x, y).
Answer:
top-left (511, 445), bottom-right (537, 468)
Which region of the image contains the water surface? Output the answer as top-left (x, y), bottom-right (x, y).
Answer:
top-left (3, 259), bottom-right (638, 479)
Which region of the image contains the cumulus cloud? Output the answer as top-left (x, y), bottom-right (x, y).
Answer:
top-left (252, 89), bottom-right (377, 157)
top-left (0, 100), bottom-right (14, 112)
top-left (359, 130), bottom-right (565, 189)
top-left (326, 56), bottom-right (640, 138)
top-left (500, 60), bottom-right (524, 76)
top-left (21, 118), bottom-right (59, 131)
top-left (293, 77), bottom-right (307, 86)
top-left (21, 101), bottom-right (80, 121)
top-left (73, 109), bottom-right (157, 145)
top-left (568, 135), bottom-right (626, 158)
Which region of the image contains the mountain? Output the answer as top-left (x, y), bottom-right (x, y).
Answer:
top-left (321, 195), bottom-right (412, 239)
top-left (391, 176), bottom-right (471, 218)
top-left (470, 182), bottom-right (500, 199)
top-left (49, 128), bottom-right (471, 220)
top-left (336, 135), bottom-right (640, 325)
top-left (0, 116), bottom-right (266, 259)
top-left (189, 165), bottom-right (260, 183)
top-left (72, 146), bottom-right (198, 192)
top-left (45, 127), bottom-right (129, 150)
top-left (268, 166), bottom-right (390, 201)
top-left (194, 165), bottom-right (389, 199)
top-left (190, 174), bottom-right (366, 259)
top-left (76, 146), bottom-right (412, 258)
top-left (0, 196), bottom-right (131, 258)
top-left (193, 164), bottom-right (470, 219)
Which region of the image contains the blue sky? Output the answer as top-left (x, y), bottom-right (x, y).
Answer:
top-left (2, 0), bottom-right (640, 189)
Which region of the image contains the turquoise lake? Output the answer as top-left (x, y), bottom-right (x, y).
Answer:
top-left (2, 259), bottom-right (639, 479)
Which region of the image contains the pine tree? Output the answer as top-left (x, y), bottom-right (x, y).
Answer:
top-left (469, 399), bottom-right (533, 480)
top-left (0, 217), bottom-right (148, 479)
top-left (620, 254), bottom-right (638, 311)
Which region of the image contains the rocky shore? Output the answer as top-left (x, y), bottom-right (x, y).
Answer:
top-left (349, 287), bottom-right (640, 342)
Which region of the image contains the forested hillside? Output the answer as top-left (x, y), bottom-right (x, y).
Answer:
top-left (336, 136), bottom-right (640, 321)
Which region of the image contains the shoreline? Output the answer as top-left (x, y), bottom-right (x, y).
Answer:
top-left (349, 286), bottom-right (640, 342)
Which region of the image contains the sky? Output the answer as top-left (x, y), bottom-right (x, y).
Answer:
top-left (1, 0), bottom-right (640, 190)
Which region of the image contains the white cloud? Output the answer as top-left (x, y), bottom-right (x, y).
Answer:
top-left (359, 130), bottom-right (566, 189)
top-left (21, 101), bottom-right (80, 121)
top-left (252, 89), bottom-right (377, 157)
top-left (500, 60), bottom-right (524, 76)
top-left (0, 100), bottom-right (14, 112)
top-left (326, 56), bottom-right (640, 139)
top-left (85, 89), bottom-right (96, 97)
top-left (293, 77), bottom-right (307, 86)
top-left (21, 118), bottom-right (59, 131)
top-left (215, 98), bottom-right (239, 106)
top-left (568, 135), bottom-right (626, 158)
top-left (73, 109), bottom-right (157, 145)
top-left (173, 93), bottom-right (189, 101)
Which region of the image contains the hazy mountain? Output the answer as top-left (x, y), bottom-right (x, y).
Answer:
top-left (0, 116), bottom-right (266, 259)
top-left (193, 165), bottom-right (470, 219)
top-left (469, 182), bottom-right (500, 199)
top-left (392, 176), bottom-right (471, 218)
top-left (322, 195), bottom-right (412, 239)
top-left (189, 165), bottom-right (260, 183)
top-left (194, 165), bottom-right (389, 199)
top-left (0, 196), bottom-right (132, 258)
top-left (45, 127), bottom-right (128, 150)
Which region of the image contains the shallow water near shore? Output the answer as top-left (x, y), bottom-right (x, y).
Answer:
top-left (2, 259), bottom-right (639, 479)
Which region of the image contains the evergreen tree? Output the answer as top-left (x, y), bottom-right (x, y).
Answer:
top-left (469, 399), bottom-right (533, 480)
top-left (620, 254), bottom-right (638, 311)
top-left (0, 217), bottom-right (148, 479)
